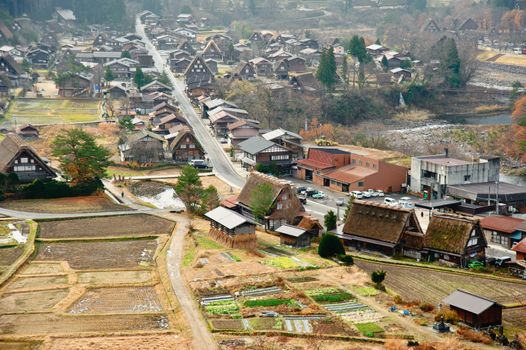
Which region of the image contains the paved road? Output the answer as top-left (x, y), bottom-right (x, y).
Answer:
top-left (136, 18), bottom-right (245, 189)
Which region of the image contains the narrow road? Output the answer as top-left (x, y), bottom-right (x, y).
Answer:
top-left (136, 17), bottom-right (245, 189)
top-left (163, 213), bottom-right (218, 350)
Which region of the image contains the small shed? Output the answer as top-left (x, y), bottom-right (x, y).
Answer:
top-left (205, 206), bottom-right (257, 249)
top-left (276, 224), bottom-right (310, 248)
top-left (443, 290), bottom-right (502, 329)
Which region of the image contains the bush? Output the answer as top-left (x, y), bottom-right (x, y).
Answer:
top-left (419, 302), bottom-right (435, 312)
top-left (435, 308), bottom-right (459, 324)
top-left (318, 233), bottom-right (345, 258)
top-left (311, 292), bottom-right (353, 303)
top-left (457, 327), bottom-right (493, 344)
top-left (371, 270), bottom-right (386, 285)
top-left (21, 179), bottom-right (103, 199)
top-left (337, 254), bottom-right (354, 266)
top-left (393, 295), bottom-right (404, 304)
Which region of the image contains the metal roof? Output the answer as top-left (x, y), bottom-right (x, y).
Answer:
top-left (447, 182), bottom-right (526, 203)
top-left (443, 290), bottom-right (499, 315)
top-left (205, 207), bottom-right (253, 229)
top-left (262, 128), bottom-right (303, 141)
top-left (238, 136), bottom-right (276, 155)
top-left (276, 224), bottom-right (306, 237)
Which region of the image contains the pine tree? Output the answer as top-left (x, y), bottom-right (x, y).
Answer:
top-left (342, 54), bottom-right (349, 87)
top-left (134, 67), bottom-right (145, 89)
top-left (324, 210), bottom-right (337, 231)
top-left (316, 47), bottom-right (337, 90)
top-left (104, 66), bottom-right (114, 83)
top-left (343, 196), bottom-right (354, 222)
top-left (375, 38), bottom-right (381, 45)
top-left (381, 55), bottom-right (389, 71)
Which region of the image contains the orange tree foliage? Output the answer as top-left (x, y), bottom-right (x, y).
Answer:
top-left (508, 96), bottom-right (526, 162)
top-left (501, 10), bottom-right (526, 32)
top-left (299, 117), bottom-right (335, 141)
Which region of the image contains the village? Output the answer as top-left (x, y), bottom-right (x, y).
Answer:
top-left (0, 1), bottom-right (526, 350)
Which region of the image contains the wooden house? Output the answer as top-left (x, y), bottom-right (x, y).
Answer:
top-left (296, 215), bottom-right (323, 239)
top-left (274, 60), bottom-right (289, 80)
top-left (140, 80), bottom-right (172, 94)
top-left (340, 200), bottom-right (424, 258)
top-left (205, 59), bottom-right (218, 75)
top-left (236, 171), bottom-right (305, 231)
top-left (170, 57), bottom-right (191, 73)
top-left (480, 215), bottom-right (525, 249)
top-left (238, 136), bottom-right (294, 173)
top-left (0, 134), bottom-right (56, 183)
top-left (202, 98), bottom-right (238, 118)
top-left (277, 224), bottom-right (311, 248)
top-left (286, 56), bottom-right (306, 73)
top-left (169, 129), bottom-right (205, 162)
top-left (261, 128), bottom-right (303, 160)
top-left (104, 59), bottom-right (139, 80)
top-left (26, 48), bottom-right (50, 68)
top-left (249, 57), bottom-right (273, 76)
top-left (234, 61), bottom-right (256, 80)
top-left (423, 214), bottom-right (487, 267)
top-left (153, 113), bottom-right (188, 134)
top-left (205, 206), bottom-right (257, 249)
top-left (57, 72), bottom-right (93, 97)
top-left (15, 124), bottom-right (39, 139)
top-left (178, 40), bottom-right (196, 55)
top-left (119, 130), bottom-right (169, 163)
top-left (202, 40), bottom-right (223, 61)
top-left (184, 55), bottom-right (214, 96)
top-left (227, 119), bottom-right (260, 146)
top-left (289, 72), bottom-right (322, 94)
top-left (209, 110), bottom-right (240, 136)
top-left (512, 238), bottom-right (526, 262)
top-left (443, 290), bottom-right (502, 328)
top-left (421, 18), bottom-right (441, 33)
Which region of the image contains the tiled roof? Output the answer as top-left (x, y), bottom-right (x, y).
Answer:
top-left (512, 238), bottom-right (526, 253)
top-left (480, 215), bottom-right (525, 234)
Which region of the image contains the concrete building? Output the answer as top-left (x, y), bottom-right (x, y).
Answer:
top-left (410, 149), bottom-right (500, 199)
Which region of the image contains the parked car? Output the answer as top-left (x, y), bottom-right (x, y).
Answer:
top-left (383, 197), bottom-right (398, 205)
top-left (298, 194), bottom-right (307, 204)
top-left (362, 191), bottom-right (372, 198)
top-left (259, 311), bottom-right (279, 317)
top-left (399, 197), bottom-right (415, 209)
top-left (375, 190), bottom-right (385, 197)
top-left (219, 137), bottom-right (228, 143)
top-left (336, 197), bottom-right (345, 206)
top-left (188, 159), bottom-right (209, 169)
top-left (312, 191), bottom-right (326, 199)
top-left (350, 191), bottom-right (363, 199)
top-left (296, 186), bottom-right (307, 194)
top-left (303, 188), bottom-right (318, 197)
top-left (367, 189), bottom-right (377, 197)
top-left (488, 256), bottom-right (512, 267)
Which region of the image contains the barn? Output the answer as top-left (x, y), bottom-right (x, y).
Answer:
top-left (442, 290), bottom-right (502, 329)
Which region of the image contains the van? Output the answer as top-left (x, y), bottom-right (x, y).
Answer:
top-left (189, 159), bottom-right (208, 169)
top-left (383, 197), bottom-right (398, 206)
top-left (350, 191), bottom-right (363, 199)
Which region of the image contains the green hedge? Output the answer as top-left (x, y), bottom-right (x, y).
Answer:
top-left (20, 179), bottom-right (103, 199)
top-left (244, 298), bottom-right (294, 307)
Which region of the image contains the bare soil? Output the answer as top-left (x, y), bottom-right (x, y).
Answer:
top-left (35, 239), bottom-right (159, 269)
top-left (0, 195), bottom-right (126, 214)
top-left (0, 289), bottom-right (70, 313)
top-left (37, 215), bottom-right (174, 239)
top-left (77, 270), bottom-right (153, 285)
top-left (67, 286), bottom-right (163, 314)
top-left (0, 246), bottom-right (24, 266)
top-left (6, 275), bottom-right (69, 291)
top-left (19, 262), bottom-right (65, 275)
top-left (46, 334), bottom-right (190, 350)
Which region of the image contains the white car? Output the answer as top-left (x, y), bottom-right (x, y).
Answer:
top-left (366, 189), bottom-right (377, 197)
top-left (375, 190), bottom-right (385, 197)
top-left (383, 197), bottom-right (398, 206)
top-left (399, 197), bottom-right (415, 209)
top-left (361, 191), bottom-right (372, 198)
top-left (350, 191), bottom-right (363, 199)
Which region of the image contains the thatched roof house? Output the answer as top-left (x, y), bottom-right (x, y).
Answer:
top-left (423, 213), bottom-right (486, 267)
top-left (340, 200), bottom-right (423, 258)
top-left (237, 171), bottom-right (305, 231)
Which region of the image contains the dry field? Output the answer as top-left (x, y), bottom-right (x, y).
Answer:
top-left (6, 98), bottom-right (100, 125)
top-left (355, 260), bottom-right (526, 306)
top-left (0, 214), bottom-right (188, 348)
top-left (0, 195), bottom-right (126, 214)
top-left (37, 215), bottom-right (174, 239)
top-left (35, 239), bottom-right (159, 269)
top-left (0, 246), bottom-right (24, 266)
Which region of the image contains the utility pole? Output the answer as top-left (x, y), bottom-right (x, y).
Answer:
top-left (495, 180), bottom-right (499, 215)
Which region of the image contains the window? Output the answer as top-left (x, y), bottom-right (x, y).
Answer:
top-left (443, 254), bottom-right (449, 260)
top-left (20, 157), bottom-right (28, 163)
top-left (359, 160), bottom-right (362, 166)
top-left (277, 203), bottom-right (283, 210)
top-left (366, 162), bottom-right (370, 167)
top-left (271, 154), bottom-right (289, 161)
top-left (282, 194), bottom-right (288, 200)
top-left (467, 237), bottom-right (478, 247)
top-left (357, 181), bottom-right (364, 187)
top-left (180, 144), bottom-right (187, 149)
top-left (14, 165), bottom-right (35, 172)
top-left (464, 175), bottom-right (471, 181)
top-left (189, 144), bottom-right (195, 149)
top-left (491, 232), bottom-right (509, 246)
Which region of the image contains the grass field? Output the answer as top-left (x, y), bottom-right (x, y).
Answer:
top-left (6, 98), bottom-right (100, 125)
top-left (38, 214), bottom-right (174, 239)
top-left (0, 195), bottom-right (126, 214)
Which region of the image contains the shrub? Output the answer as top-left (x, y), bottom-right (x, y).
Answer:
top-left (337, 254), bottom-right (354, 265)
top-left (311, 292), bottom-right (353, 303)
top-left (393, 295), bottom-right (404, 304)
top-left (318, 233), bottom-right (345, 258)
top-left (371, 270), bottom-right (386, 285)
top-left (434, 308), bottom-right (459, 324)
top-left (244, 298), bottom-right (295, 308)
top-left (457, 327), bottom-right (492, 344)
top-left (355, 322), bottom-right (384, 337)
top-left (419, 302), bottom-right (435, 312)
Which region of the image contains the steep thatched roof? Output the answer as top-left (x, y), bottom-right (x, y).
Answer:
top-left (424, 214), bottom-right (480, 255)
top-left (237, 171), bottom-right (290, 208)
top-left (342, 200), bottom-right (422, 244)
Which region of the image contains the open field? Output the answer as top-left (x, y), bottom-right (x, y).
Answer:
top-left (19, 262), bottom-right (64, 275)
top-left (0, 246), bottom-right (24, 266)
top-left (35, 239), bottom-right (159, 269)
top-left (355, 260), bottom-right (526, 306)
top-left (0, 195), bottom-right (126, 214)
top-left (6, 275), bottom-right (69, 291)
top-left (6, 98), bottom-right (100, 124)
top-left (67, 286), bottom-right (163, 314)
top-left (0, 288), bottom-right (70, 312)
top-left (46, 334), bottom-right (190, 350)
top-left (77, 270), bottom-right (154, 285)
top-left (37, 214), bottom-right (174, 239)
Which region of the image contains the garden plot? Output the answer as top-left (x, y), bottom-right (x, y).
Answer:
top-left (0, 196), bottom-right (125, 214)
top-left (0, 313), bottom-right (170, 335)
top-left (306, 287), bottom-right (354, 304)
top-left (37, 215), bottom-right (174, 239)
top-left (323, 301), bottom-right (384, 324)
top-left (204, 299), bottom-right (240, 317)
top-left (67, 286), bottom-right (163, 314)
top-left (35, 239), bottom-right (158, 269)
top-left (247, 317), bottom-right (280, 330)
top-left (262, 256), bottom-right (315, 270)
top-left (77, 270), bottom-right (153, 285)
top-left (6, 98), bottom-right (100, 124)
top-left (284, 319), bottom-right (313, 334)
top-left (238, 286), bottom-right (282, 297)
top-left (0, 246), bottom-right (24, 266)
top-left (7, 275), bottom-right (69, 291)
top-left (209, 318), bottom-right (245, 331)
top-left (0, 289), bottom-right (70, 312)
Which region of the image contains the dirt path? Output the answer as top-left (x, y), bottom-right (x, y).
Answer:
top-left (163, 213), bottom-right (218, 350)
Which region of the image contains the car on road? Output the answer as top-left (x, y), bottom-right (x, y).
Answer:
top-left (350, 191), bottom-right (363, 199)
top-left (188, 159), bottom-right (209, 169)
top-left (399, 197), bottom-right (415, 209)
top-left (383, 197), bottom-right (398, 206)
top-left (312, 191), bottom-right (326, 199)
top-left (336, 197), bottom-right (345, 206)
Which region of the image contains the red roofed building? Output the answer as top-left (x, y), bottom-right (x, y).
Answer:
top-left (480, 215), bottom-right (526, 249)
top-left (295, 147), bottom-right (408, 193)
top-left (512, 238), bottom-right (526, 262)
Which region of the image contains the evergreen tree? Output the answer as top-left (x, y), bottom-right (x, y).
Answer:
top-left (316, 47), bottom-right (337, 90)
top-left (381, 55), bottom-right (389, 71)
top-left (175, 165), bottom-right (203, 213)
top-left (324, 210), bottom-right (337, 231)
top-left (134, 67), bottom-right (145, 89)
top-left (121, 51), bottom-right (131, 59)
top-left (375, 38), bottom-right (381, 45)
top-left (318, 233), bottom-right (345, 258)
top-left (158, 72), bottom-right (171, 86)
top-left (52, 129), bottom-right (110, 184)
top-left (435, 37), bottom-right (461, 87)
top-left (104, 66), bottom-right (114, 83)
top-left (371, 270), bottom-right (386, 286)
top-left (341, 54), bottom-right (349, 87)
top-left (343, 196), bottom-right (354, 222)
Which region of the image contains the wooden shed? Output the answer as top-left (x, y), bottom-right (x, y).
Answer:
top-left (276, 224), bottom-right (310, 248)
top-left (205, 206), bottom-right (257, 249)
top-left (443, 290), bottom-right (502, 329)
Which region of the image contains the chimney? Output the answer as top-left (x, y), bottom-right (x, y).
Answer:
top-left (444, 147), bottom-right (449, 158)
